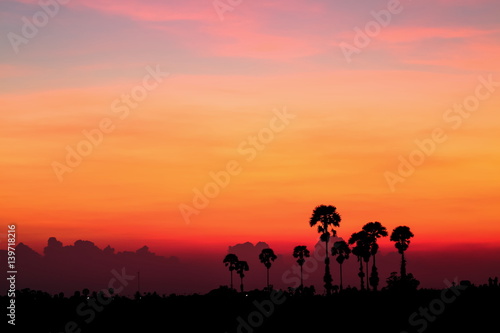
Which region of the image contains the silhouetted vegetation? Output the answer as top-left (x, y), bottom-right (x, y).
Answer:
top-left (235, 260), bottom-right (249, 292)
top-left (223, 253), bottom-right (239, 290)
top-left (349, 230), bottom-right (371, 290)
top-left (293, 245), bottom-right (310, 289)
top-left (363, 221), bottom-right (388, 291)
top-left (6, 284), bottom-right (499, 333)
top-left (390, 225), bottom-right (414, 278)
top-left (309, 205), bottom-right (341, 295)
top-left (331, 240), bottom-right (350, 291)
top-left (259, 248), bottom-right (277, 290)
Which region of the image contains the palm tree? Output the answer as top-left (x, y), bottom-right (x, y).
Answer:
top-left (309, 205), bottom-right (341, 295)
top-left (223, 254), bottom-right (239, 290)
top-left (259, 248), bottom-right (277, 290)
top-left (331, 240), bottom-right (351, 291)
top-left (363, 222), bottom-right (388, 291)
top-left (235, 260), bottom-right (249, 293)
top-left (293, 245), bottom-right (310, 289)
top-left (349, 231), bottom-right (371, 290)
top-left (390, 226), bottom-right (414, 278)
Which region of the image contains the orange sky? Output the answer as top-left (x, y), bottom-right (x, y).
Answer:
top-left (1, 0), bottom-right (500, 257)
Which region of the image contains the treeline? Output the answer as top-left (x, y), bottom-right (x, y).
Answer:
top-left (4, 286), bottom-right (500, 333)
top-left (223, 204), bottom-right (419, 293)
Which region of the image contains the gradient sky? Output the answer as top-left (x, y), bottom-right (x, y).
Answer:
top-left (1, 0), bottom-right (500, 267)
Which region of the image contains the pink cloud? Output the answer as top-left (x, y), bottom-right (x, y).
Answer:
top-left (71, 0), bottom-right (215, 21)
top-left (435, 0), bottom-right (495, 4)
top-left (190, 24), bottom-right (323, 60)
top-left (73, 0), bottom-right (326, 23)
top-left (77, 0), bottom-right (329, 60)
top-left (378, 26), bottom-right (500, 43)
top-left (378, 27), bottom-right (500, 70)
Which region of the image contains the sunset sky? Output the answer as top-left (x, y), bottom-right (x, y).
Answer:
top-left (1, 0), bottom-right (500, 272)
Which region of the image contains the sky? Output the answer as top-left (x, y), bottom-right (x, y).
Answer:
top-left (1, 0), bottom-right (500, 289)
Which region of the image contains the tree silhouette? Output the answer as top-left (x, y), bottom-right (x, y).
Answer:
top-left (223, 253), bottom-right (239, 290)
top-left (235, 260), bottom-right (249, 293)
top-left (390, 226), bottom-right (414, 278)
top-left (293, 245), bottom-right (310, 289)
top-left (363, 222), bottom-right (388, 291)
top-left (309, 205), bottom-right (341, 295)
top-left (259, 248), bottom-right (277, 290)
top-left (386, 271), bottom-right (420, 291)
top-left (331, 240), bottom-right (351, 291)
top-left (349, 231), bottom-right (371, 290)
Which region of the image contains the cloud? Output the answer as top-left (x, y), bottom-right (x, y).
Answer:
top-left (5, 237), bottom-right (182, 295)
top-left (228, 241), bottom-right (270, 258)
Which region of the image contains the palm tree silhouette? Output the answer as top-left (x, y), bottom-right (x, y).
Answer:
top-left (235, 260), bottom-right (249, 293)
top-left (390, 226), bottom-right (414, 278)
top-left (259, 248), bottom-right (277, 290)
top-left (331, 240), bottom-right (351, 291)
top-left (309, 205), bottom-right (341, 295)
top-left (363, 222), bottom-right (388, 291)
top-left (293, 245), bottom-right (310, 289)
top-left (349, 231), bottom-right (370, 290)
top-left (223, 253), bottom-right (239, 290)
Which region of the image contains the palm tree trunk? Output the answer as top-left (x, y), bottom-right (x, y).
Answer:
top-left (372, 254), bottom-right (378, 291)
top-left (267, 268), bottom-right (270, 290)
top-left (324, 232), bottom-right (332, 295)
top-left (230, 271), bottom-right (233, 290)
top-left (339, 263), bottom-right (343, 291)
top-left (366, 260), bottom-right (370, 291)
top-left (358, 258), bottom-right (365, 290)
top-left (325, 257), bottom-right (332, 295)
top-left (401, 251), bottom-right (407, 278)
top-left (240, 276), bottom-right (244, 293)
top-left (300, 264), bottom-right (303, 289)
